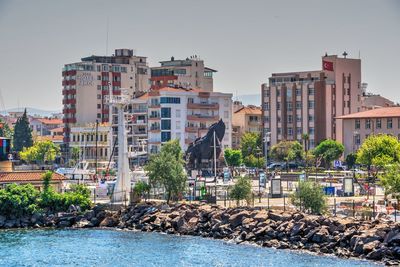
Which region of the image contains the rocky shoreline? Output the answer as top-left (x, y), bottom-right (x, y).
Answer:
top-left (1, 203), bottom-right (400, 265)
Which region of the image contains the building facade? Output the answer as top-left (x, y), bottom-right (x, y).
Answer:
top-left (336, 107), bottom-right (400, 156)
top-left (147, 87), bottom-right (232, 154)
top-left (150, 56), bottom-right (216, 91)
top-left (361, 93), bottom-right (396, 111)
top-left (232, 105), bottom-right (262, 149)
top-left (30, 118), bottom-right (63, 136)
top-left (62, 48), bottom-right (150, 158)
top-left (69, 124), bottom-right (111, 171)
top-left (261, 54), bottom-right (362, 149)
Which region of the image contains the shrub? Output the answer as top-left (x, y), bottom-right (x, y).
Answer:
top-left (0, 184), bottom-right (41, 217)
top-left (290, 181), bottom-right (327, 214)
top-left (230, 176), bottom-right (252, 206)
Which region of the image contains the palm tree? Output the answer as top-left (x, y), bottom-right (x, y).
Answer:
top-left (301, 133), bottom-right (309, 153)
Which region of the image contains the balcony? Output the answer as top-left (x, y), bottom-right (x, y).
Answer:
top-left (134, 131), bottom-right (147, 136)
top-left (187, 103), bottom-right (219, 110)
top-left (149, 127), bottom-right (161, 133)
top-left (132, 119), bottom-right (147, 125)
top-left (132, 109), bottom-right (147, 114)
top-left (187, 114), bottom-right (219, 122)
top-left (149, 103), bottom-right (161, 108)
top-left (148, 115), bottom-right (160, 120)
top-left (185, 126), bottom-right (198, 133)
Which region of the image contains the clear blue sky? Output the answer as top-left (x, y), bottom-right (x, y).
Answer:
top-left (0, 0), bottom-right (399, 111)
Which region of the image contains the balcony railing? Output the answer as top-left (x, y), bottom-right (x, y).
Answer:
top-left (187, 103), bottom-right (219, 109)
top-left (187, 115), bottom-right (219, 121)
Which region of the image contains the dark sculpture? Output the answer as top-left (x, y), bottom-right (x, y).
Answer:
top-left (185, 119), bottom-right (226, 170)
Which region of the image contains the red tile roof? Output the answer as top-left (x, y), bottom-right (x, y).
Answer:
top-left (37, 119), bottom-right (63, 125)
top-left (0, 171), bottom-right (66, 182)
top-left (336, 107), bottom-right (400, 119)
top-left (50, 127), bottom-right (64, 133)
top-left (234, 106), bottom-right (262, 115)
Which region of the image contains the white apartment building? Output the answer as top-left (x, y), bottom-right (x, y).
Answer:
top-left (147, 87), bottom-right (232, 154)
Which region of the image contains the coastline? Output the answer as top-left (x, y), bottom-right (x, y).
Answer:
top-left (1, 203), bottom-right (399, 265)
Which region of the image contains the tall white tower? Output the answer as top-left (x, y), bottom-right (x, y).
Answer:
top-left (105, 89), bottom-right (131, 203)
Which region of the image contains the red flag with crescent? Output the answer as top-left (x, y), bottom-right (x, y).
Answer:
top-left (323, 60), bottom-right (334, 71)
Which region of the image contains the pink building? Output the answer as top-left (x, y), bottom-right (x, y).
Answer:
top-left (261, 53), bottom-right (362, 149)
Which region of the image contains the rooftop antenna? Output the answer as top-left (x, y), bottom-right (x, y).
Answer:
top-left (106, 17), bottom-right (109, 57)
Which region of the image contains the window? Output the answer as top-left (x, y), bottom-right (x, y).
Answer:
top-left (296, 101), bottom-right (302, 109)
top-left (376, 119), bottom-right (382, 129)
top-left (264, 103), bottom-right (270, 110)
top-left (161, 132), bottom-right (171, 142)
top-left (286, 88), bottom-right (292, 99)
top-left (176, 121), bottom-right (181, 130)
top-left (308, 101), bottom-right (315, 109)
top-left (296, 115), bottom-right (302, 122)
top-left (355, 134), bottom-right (361, 145)
top-left (387, 118), bottom-right (393, 129)
top-left (308, 115), bottom-right (314, 122)
top-left (277, 128), bottom-right (281, 135)
top-left (160, 97), bottom-right (180, 104)
top-left (176, 109), bottom-right (181, 118)
top-left (287, 102), bottom-right (292, 111)
top-left (97, 85), bottom-right (101, 90)
top-left (97, 104), bottom-right (101, 109)
top-left (288, 128), bottom-right (293, 136)
top-left (347, 88), bottom-right (350, 95)
top-left (309, 127), bottom-right (315, 135)
top-left (308, 88), bottom-right (315, 95)
top-left (277, 89), bottom-right (280, 97)
top-left (97, 94), bottom-right (101, 99)
top-left (161, 108), bottom-right (171, 118)
top-left (287, 115), bottom-right (293, 123)
top-left (150, 98), bottom-right (159, 106)
top-left (277, 102), bottom-right (280, 110)
top-left (161, 120), bottom-right (171, 130)
top-left (296, 128), bottom-right (302, 135)
top-left (365, 119), bottom-right (371, 129)
top-left (355, 119), bottom-right (360, 129)
top-left (295, 88), bottom-right (301, 96)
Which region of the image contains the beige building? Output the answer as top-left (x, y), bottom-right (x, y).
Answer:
top-left (150, 56), bottom-right (216, 92)
top-left (232, 105), bottom-right (262, 149)
top-left (262, 53), bottom-right (362, 149)
top-left (69, 124), bottom-right (110, 170)
top-left (62, 48), bottom-right (150, 159)
top-left (336, 107), bottom-right (400, 156)
top-left (361, 93), bottom-right (396, 111)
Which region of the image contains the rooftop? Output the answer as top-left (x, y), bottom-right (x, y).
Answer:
top-left (35, 118), bottom-right (63, 125)
top-left (234, 106), bottom-right (262, 115)
top-left (336, 107), bottom-right (400, 119)
top-left (0, 171), bottom-right (66, 183)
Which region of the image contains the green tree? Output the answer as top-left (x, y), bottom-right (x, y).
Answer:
top-left (69, 147), bottom-right (81, 166)
top-left (240, 132), bottom-right (262, 158)
top-left (145, 139), bottom-right (186, 203)
top-left (12, 109), bottom-right (33, 152)
top-left (224, 148), bottom-right (242, 167)
top-left (229, 176), bottom-right (252, 206)
top-left (0, 118), bottom-right (12, 139)
top-left (270, 140), bottom-right (304, 171)
top-left (19, 140), bottom-right (60, 165)
top-left (345, 153), bottom-right (357, 169)
top-left (314, 139), bottom-right (344, 169)
top-left (290, 181), bottom-right (327, 214)
top-left (133, 181), bottom-right (151, 201)
top-left (243, 154), bottom-right (264, 168)
top-left (356, 134), bottom-right (400, 179)
top-left (379, 164), bottom-right (400, 201)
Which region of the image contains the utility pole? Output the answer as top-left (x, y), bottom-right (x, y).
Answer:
top-left (95, 119), bottom-right (99, 181)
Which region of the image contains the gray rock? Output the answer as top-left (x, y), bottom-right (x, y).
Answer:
top-left (0, 215), bottom-right (6, 227)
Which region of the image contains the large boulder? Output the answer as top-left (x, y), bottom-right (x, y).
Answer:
top-left (311, 226), bottom-right (330, 243)
top-left (0, 215), bottom-right (6, 227)
top-left (229, 210), bottom-right (251, 228)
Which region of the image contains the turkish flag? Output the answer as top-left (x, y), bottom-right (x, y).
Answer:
top-left (323, 60), bottom-right (334, 71)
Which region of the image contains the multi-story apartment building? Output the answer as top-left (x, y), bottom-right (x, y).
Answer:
top-left (261, 54), bottom-right (362, 149)
top-left (30, 118), bottom-right (63, 136)
top-left (336, 107), bottom-right (400, 155)
top-left (62, 48), bottom-right (150, 158)
top-left (150, 56), bottom-right (216, 91)
top-left (232, 105), bottom-right (262, 149)
top-left (147, 86), bottom-right (232, 154)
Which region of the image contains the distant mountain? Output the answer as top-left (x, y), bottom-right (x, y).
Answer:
top-left (1, 107), bottom-right (61, 117)
top-left (235, 94), bottom-right (261, 106)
